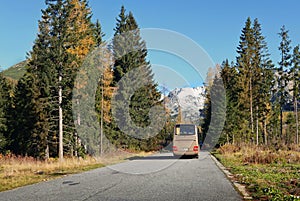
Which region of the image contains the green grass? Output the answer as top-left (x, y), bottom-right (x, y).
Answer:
top-left (213, 144), bottom-right (300, 200)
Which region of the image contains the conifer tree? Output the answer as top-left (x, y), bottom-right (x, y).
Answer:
top-left (11, 73), bottom-right (48, 158)
top-left (65, 0), bottom-right (95, 60)
top-left (112, 6), bottom-right (132, 85)
top-left (277, 25), bottom-right (292, 142)
top-left (220, 60), bottom-right (239, 144)
top-left (0, 73), bottom-right (13, 153)
top-left (234, 17), bottom-right (274, 144)
top-left (111, 6), bottom-right (162, 151)
top-left (12, 0), bottom-right (98, 157)
top-left (201, 87), bottom-right (211, 145)
top-left (63, 0), bottom-right (97, 156)
top-left (94, 19), bottom-right (105, 47)
top-left (14, 1), bottom-right (58, 157)
top-left (252, 18), bottom-right (274, 145)
top-left (236, 17), bottom-right (255, 141)
top-left (290, 45), bottom-right (300, 144)
top-left (201, 73), bottom-right (226, 148)
top-left (94, 47), bottom-right (114, 154)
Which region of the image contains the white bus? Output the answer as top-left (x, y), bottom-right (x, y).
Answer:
top-left (172, 124), bottom-right (199, 158)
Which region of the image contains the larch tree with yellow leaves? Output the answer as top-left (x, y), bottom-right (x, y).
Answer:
top-left (12, 0), bottom-right (103, 158)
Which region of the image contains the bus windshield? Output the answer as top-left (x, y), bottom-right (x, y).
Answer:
top-left (175, 124), bottom-right (195, 135)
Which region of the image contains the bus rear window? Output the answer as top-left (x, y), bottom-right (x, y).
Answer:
top-left (175, 125), bottom-right (195, 135)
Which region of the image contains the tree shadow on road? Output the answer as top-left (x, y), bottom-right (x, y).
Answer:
top-left (127, 154), bottom-right (198, 161)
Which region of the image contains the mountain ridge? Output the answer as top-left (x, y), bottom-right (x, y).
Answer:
top-left (165, 86), bottom-right (206, 124)
top-left (2, 60), bottom-right (27, 81)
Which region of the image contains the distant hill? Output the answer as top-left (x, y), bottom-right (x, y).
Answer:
top-left (2, 60), bottom-right (27, 81)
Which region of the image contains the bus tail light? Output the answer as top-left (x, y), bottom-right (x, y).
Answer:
top-left (193, 146), bottom-right (199, 151)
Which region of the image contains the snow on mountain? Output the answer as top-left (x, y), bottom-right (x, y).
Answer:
top-left (165, 86), bottom-right (206, 124)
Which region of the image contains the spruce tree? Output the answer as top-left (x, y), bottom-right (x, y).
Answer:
top-left (252, 18), bottom-right (274, 145)
top-left (220, 60), bottom-right (239, 144)
top-left (290, 45), bottom-right (300, 144)
top-left (201, 73), bottom-right (226, 148)
top-left (111, 6), bottom-right (162, 151)
top-left (11, 73), bottom-right (48, 158)
top-left (200, 87), bottom-right (211, 145)
top-left (112, 6), bottom-right (130, 85)
top-left (0, 73), bottom-right (13, 153)
top-left (277, 25), bottom-right (292, 142)
top-left (94, 19), bottom-right (105, 47)
top-left (12, 0), bottom-right (98, 158)
top-left (236, 17), bottom-right (255, 142)
top-left (234, 18), bottom-right (274, 144)
top-left (13, 1), bottom-right (57, 157)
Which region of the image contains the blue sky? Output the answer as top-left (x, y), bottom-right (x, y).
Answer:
top-left (1, 0), bottom-right (300, 88)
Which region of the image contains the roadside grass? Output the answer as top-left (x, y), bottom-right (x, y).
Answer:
top-left (0, 150), bottom-right (152, 192)
top-left (213, 144), bottom-right (300, 201)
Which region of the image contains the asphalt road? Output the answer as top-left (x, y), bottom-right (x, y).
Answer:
top-left (0, 151), bottom-right (242, 201)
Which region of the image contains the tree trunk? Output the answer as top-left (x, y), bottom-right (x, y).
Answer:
top-left (226, 132), bottom-right (229, 144)
top-left (280, 107), bottom-right (283, 144)
top-left (59, 72), bottom-right (63, 161)
top-left (45, 144), bottom-right (49, 159)
top-left (295, 98), bottom-right (299, 144)
top-left (250, 77), bottom-right (254, 134)
top-left (256, 106), bottom-right (259, 145)
top-left (263, 119), bottom-right (267, 145)
top-left (100, 75), bottom-right (104, 156)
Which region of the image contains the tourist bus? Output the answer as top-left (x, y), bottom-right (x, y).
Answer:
top-left (172, 124), bottom-right (199, 158)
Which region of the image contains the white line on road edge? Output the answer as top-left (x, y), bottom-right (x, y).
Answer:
top-left (210, 154), bottom-right (253, 200)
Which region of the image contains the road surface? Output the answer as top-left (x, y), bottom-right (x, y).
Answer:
top-left (0, 151), bottom-right (242, 201)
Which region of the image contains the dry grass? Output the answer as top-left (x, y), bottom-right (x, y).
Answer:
top-left (217, 143), bottom-right (300, 164)
top-left (0, 150), bottom-right (153, 192)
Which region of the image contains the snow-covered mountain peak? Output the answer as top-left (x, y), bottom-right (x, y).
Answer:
top-left (165, 86), bottom-right (206, 124)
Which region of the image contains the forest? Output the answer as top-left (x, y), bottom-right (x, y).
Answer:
top-left (0, 0), bottom-right (172, 159)
top-left (201, 17), bottom-right (300, 149)
top-left (0, 0), bottom-right (299, 160)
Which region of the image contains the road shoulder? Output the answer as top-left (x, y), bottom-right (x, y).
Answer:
top-left (210, 153), bottom-right (253, 200)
